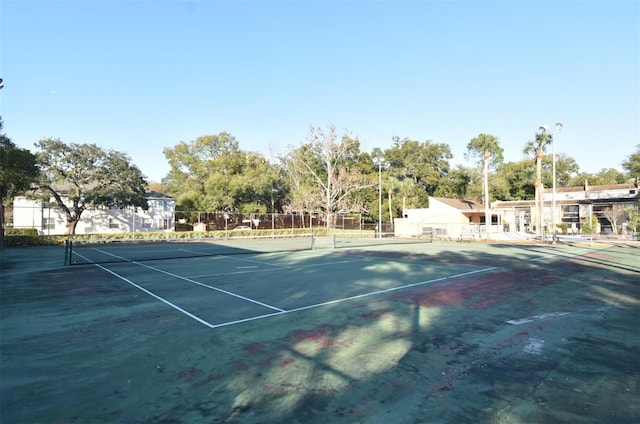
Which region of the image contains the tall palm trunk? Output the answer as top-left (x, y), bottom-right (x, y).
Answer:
top-left (484, 151), bottom-right (491, 240)
top-left (388, 189), bottom-right (393, 226)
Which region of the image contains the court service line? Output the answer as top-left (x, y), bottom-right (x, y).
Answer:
top-left (209, 266), bottom-right (497, 329)
top-left (87, 248), bottom-right (285, 312)
top-left (188, 257), bottom-right (371, 279)
top-left (94, 263), bottom-right (217, 329)
top-left (528, 245), bottom-right (640, 272)
top-left (179, 250), bottom-right (292, 269)
top-left (131, 261), bottom-right (286, 312)
top-left (528, 245), bottom-right (609, 262)
top-left (225, 255), bottom-right (292, 268)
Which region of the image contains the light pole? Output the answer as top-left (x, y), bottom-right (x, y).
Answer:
top-left (373, 155), bottom-right (386, 238)
top-left (538, 122), bottom-right (563, 243)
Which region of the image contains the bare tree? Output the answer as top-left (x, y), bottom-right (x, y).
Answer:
top-left (601, 205), bottom-right (628, 235)
top-left (281, 124), bottom-right (373, 228)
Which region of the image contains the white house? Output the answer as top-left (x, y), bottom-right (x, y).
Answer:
top-left (11, 191), bottom-right (176, 235)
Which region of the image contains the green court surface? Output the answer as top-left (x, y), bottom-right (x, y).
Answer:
top-left (1, 240), bottom-right (639, 423)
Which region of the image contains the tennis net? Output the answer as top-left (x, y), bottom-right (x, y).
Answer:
top-left (65, 233), bottom-right (315, 265)
top-left (328, 232), bottom-right (434, 250)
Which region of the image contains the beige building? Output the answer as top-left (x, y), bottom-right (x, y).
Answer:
top-left (495, 183), bottom-right (638, 236)
top-left (394, 197), bottom-right (502, 240)
top-left (394, 183), bottom-right (638, 240)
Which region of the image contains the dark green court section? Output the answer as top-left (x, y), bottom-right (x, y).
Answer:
top-left (1, 242), bottom-right (639, 423)
top-left (95, 250), bottom-right (488, 327)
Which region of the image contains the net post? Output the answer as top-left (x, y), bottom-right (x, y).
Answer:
top-left (332, 233), bottom-right (336, 249)
top-left (311, 234), bottom-right (316, 251)
top-left (64, 239), bottom-right (71, 266)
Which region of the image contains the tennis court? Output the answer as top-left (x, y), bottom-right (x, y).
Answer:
top-left (1, 238), bottom-right (639, 423)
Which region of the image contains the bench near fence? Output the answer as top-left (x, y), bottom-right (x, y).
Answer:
top-left (457, 232), bottom-right (476, 242)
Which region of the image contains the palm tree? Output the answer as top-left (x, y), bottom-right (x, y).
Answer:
top-left (397, 177), bottom-right (415, 216)
top-left (524, 133), bottom-right (552, 239)
top-left (466, 134), bottom-right (504, 240)
top-left (383, 175), bottom-right (407, 223)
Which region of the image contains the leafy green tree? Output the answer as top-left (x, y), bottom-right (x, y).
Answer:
top-left (163, 132), bottom-right (280, 215)
top-left (622, 144), bottom-right (640, 180)
top-left (385, 137), bottom-right (454, 197)
top-left (35, 138), bottom-right (148, 234)
top-left (0, 118), bottom-right (39, 246)
top-left (544, 154), bottom-right (580, 187)
top-left (394, 176), bottom-right (420, 213)
top-left (581, 215), bottom-right (599, 235)
top-left (627, 207), bottom-right (640, 235)
top-left (569, 168), bottom-right (631, 187)
top-left (496, 161), bottom-right (535, 200)
top-left (432, 166), bottom-right (471, 199)
top-left (460, 166), bottom-right (484, 200)
top-left (494, 154), bottom-right (579, 202)
top-left (232, 152), bottom-right (283, 213)
top-left (163, 133), bottom-right (240, 210)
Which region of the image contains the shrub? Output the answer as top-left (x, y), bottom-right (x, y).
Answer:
top-left (5, 228), bottom-right (39, 236)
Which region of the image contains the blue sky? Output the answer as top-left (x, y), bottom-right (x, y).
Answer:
top-left (1, 0), bottom-right (638, 182)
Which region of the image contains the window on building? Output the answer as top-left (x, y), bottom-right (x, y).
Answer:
top-left (562, 205), bottom-right (579, 224)
top-left (479, 216), bottom-right (498, 224)
top-left (109, 218), bottom-right (119, 229)
top-left (157, 218), bottom-right (171, 230)
top-left (143, 218), bottom-right (152, 228)
top-left (43, 218), bottom-right (56, 230)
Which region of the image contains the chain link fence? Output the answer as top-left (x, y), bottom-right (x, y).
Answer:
top-left (175, 211), bottom-right (383, 232)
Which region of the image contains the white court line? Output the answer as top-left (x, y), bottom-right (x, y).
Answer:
top-left (507, 312), bottom-right (570, 325)
top-left (77, 258), bottom-right (217, 329)
top-left (78, 248), bottom-right (495, 329)
top-left (529, 253), bottom-right (556, 262)
top-left (189, 267), bottom-right (295, 279)
top-left (187, 257), bottom-right (371, 278)
top-left (208, 266), bottom-right (497, 329)
top-left (132, 261), bottom-right (286, 312)
top-left (73, 250), bottom-right (216, 327)
top-left (225, 255), bottom-right (291, 268)
top-left (76, 252), bottom-right (286, 328)
top-left (85, 248), bottom-right (285, 312)
top-left (528, 246), bottom-right (603, 263)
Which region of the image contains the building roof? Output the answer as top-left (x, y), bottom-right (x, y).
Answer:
top-left (17, 188), bottom-right (175, 201)
top-left (431, 197), bottom-right (485, 211)
top-left (145, 190), bottom-right (175, 200)
top-left (543, 183), bottom-right (637, 194)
